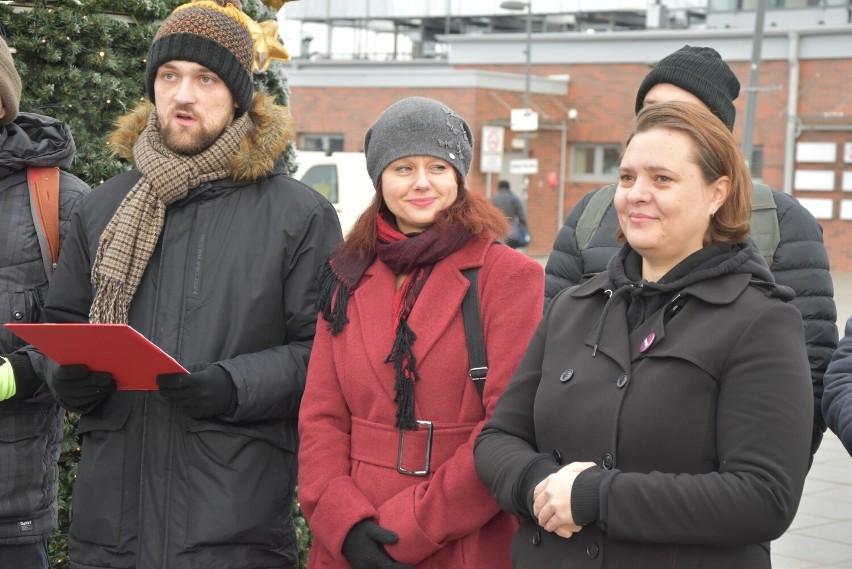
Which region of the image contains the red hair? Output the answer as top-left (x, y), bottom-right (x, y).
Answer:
top-left (341, 172), bottom-right (510, 259)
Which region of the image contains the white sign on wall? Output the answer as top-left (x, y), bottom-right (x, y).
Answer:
top-left (509, 158), bottom-right (539, 175)
top-left (510, 108), bottom-right (538, 132)
top-left (480, 125), bottom-right (504, 173)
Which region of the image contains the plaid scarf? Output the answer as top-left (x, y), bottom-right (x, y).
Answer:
top-left (89, 110), bottom-right (253, 324)
top-left (317, 213), bottom-right (471, 429)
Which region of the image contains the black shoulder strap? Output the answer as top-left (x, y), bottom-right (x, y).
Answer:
top-left (461, 267), bottom-right (487, 399)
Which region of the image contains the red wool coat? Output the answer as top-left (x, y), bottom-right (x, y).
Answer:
top-left (298, 237), bottom-right (543, 568)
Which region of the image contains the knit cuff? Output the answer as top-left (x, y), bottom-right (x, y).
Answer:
top-left (6, 353), bottom-right (41, 401)
top-left (571, 467), bottom-right (605, 526)
top-left (517, 455), bottom-right (562, 519)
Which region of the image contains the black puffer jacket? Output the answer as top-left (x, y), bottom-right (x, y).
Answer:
top-left (544, 186), bottom-right (837, 460)
top-left (28, 95), bottom-right (343, 569)
top-left (823, 315), bottom-right (852, 454)
top-left (0, 113), bottom-right (89, 545)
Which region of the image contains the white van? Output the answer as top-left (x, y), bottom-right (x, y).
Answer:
top-left (294, 151), bottom-right (375, 236)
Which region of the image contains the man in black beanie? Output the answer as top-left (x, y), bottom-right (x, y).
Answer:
top-left (544, 44), bottom-right (836, 466)
top-left (0, 34), bottom-right (90, 569)
top-left (7, 1), bottom-right (342, 568)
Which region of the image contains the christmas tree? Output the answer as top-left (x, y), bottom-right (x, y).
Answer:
top-left (0, 0), bottom-right (305, 565)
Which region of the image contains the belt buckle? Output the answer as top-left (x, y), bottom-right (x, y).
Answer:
top-left (397, 420), bottom-right (433, 476)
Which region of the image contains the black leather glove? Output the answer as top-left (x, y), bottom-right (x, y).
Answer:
top-left (342, 520), bottom-right (413, 569)
top-left (156, 364), bottom-right (237, 419)
top-left (51, 364), bottom-right (116, 413)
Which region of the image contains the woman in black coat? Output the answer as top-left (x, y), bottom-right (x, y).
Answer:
top-left (474, 101), bottom-right (813, 569)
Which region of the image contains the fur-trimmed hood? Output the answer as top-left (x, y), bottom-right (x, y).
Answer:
top-left (108, 92), bottom-right (295, 181)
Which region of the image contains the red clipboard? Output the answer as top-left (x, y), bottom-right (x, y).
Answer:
top-left (4, 323), bottom-right (188, 391)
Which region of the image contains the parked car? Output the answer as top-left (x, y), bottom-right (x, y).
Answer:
top-left (294, 151), bottom-right (375, 236)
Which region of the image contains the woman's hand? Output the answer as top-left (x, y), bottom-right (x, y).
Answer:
top-left (533, 461), bottom-right (598, 538)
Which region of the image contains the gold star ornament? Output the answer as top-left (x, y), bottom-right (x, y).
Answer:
top-left (245, 17), bottom-right (291, 72)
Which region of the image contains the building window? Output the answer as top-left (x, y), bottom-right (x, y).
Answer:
top-left (710, 0), bottom-right (825, 9)
top-left (571, 144), bottom-right (621, 181)
top-left (748, 146), bottom-right (765, 180)
top-left (300, 134), bottom-right (344, 153)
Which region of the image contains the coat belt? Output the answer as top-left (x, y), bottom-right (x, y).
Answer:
top-left (350, 416), bottom-right (476, 472)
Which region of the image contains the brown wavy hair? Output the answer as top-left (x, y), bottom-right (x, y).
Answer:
top-left (340, 170), bottom-right (511, 259)
top-left (616, 101), bottom-right (752, 246)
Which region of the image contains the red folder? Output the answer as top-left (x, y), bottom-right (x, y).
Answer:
top-left (4, 323), bottom-right (188, 391)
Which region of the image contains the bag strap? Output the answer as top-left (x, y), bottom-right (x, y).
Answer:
top-left (575, 183), bottom-right (616, 252)
top-left (27, 166), bottom-right (62, 278)
top-left (749, 182), bottom-right (780, 267)
top-left (461, 267), bottom-right (487, 400)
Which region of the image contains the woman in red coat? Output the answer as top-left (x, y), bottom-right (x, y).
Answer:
top-left (298, 97), bottom-right (544, 569)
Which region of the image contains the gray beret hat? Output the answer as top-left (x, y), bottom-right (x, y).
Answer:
top-left (0, 36), bottom-right (22, 127)
top-left (364, 97), bottom-right (473, 187)
top-left (635, 45), bottom-right (740, 132)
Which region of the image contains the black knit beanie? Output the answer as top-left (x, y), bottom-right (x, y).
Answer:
top-left (146, 0), bottom-right (254, 117)
top-left (364, 97), bottom-right (473, 187)
top-left (0, 36), bottom-right (22, 127)
top-left (635, 45), bottom-right (740, 131)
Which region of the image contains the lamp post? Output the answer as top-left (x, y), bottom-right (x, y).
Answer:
top-left (500, 0), bottom-right (532, 159)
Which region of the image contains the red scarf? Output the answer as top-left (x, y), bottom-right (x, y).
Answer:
top-left (317, 212), bottom-right (472, 429)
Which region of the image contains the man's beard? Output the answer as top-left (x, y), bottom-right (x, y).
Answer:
top-left (160, 121), bottom-right (221, 156)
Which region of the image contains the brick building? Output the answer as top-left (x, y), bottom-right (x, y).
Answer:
top-left (284, 25), bottom-right (852, 269)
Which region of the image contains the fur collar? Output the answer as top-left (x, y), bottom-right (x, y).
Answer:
top-left (107, 92), bottom-right (295, 181)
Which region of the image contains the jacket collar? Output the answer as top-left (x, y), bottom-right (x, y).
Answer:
top-left (570, 266), bottom-right (755, 306)
top-left (107, 93), bottom-right (295, 182)
top-left (355, 236), bottom-right (494, 401)
top-left (569, 270), bottom-right (755, 367)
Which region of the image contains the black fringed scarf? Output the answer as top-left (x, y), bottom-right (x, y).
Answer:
top-left (317, 212), bottom-right (472, 430)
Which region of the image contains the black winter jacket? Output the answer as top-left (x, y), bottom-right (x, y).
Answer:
top-left (477, 243), bottom-right (813, 569)
top-left (544, 186), bottom-right (837, 460)
top-left (0, 113), bottom-right (89, 545)
top-left (31, 96), bottom-right (343, 569)
top-left (823, 315), bottom-right (852, 454)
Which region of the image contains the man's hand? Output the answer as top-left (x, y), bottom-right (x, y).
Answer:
top-left (51, 364), bottom-right (116, 413)
top-left (156, 364), bottom-right (237, 419)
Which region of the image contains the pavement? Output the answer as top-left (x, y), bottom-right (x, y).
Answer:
top-left (531, 256), bottom-right (852, 567)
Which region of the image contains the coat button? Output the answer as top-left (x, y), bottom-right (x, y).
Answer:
top-left (559, 369), bottom-right (574, 383)
top-left (532, 530), bottom-right (542, 546)
top-left (586, 542), bottom-right (600, 559)
top-left (552, 449), bottom-right (563, 464)
top-left (12, 311), bottom-right (23, 321)
top-left (602, 453), bottom-right (614, 469)
top-left (616, 373), bottom-right (628, 388)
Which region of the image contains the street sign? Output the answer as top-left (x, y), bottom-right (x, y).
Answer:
top-left (482, 125), bottom-right (504, 154)
top-left (509, 158), bottom-right (539, 175)
top-left (481, 154), bottom-right (503, 173)
top-left (511, 108), bottom-right (538, 132)
top-left (480, 125), bottom-right (504, 173)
